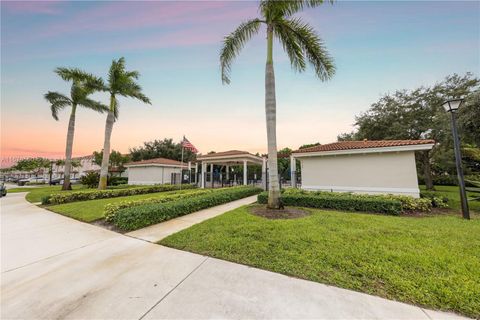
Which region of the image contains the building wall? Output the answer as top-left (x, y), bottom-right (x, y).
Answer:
top-left (127, 166), bottom-right (181, 185)
top-left (299, 151), bottom-right (420, 197)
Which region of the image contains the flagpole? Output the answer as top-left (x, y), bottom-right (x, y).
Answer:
top-left (180, 135), bottom-right (184, 189)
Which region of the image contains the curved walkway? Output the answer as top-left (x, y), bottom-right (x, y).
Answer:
top-left (1, 193), bottom-right (468, 319)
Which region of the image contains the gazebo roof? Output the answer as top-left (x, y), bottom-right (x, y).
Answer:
top-left (197, 150), bottom-right (264, 165)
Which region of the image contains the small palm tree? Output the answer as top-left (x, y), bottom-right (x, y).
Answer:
top-left (220, 0), bottom-right (335, 208)
top-left (98, 57), bottom-right (151, 189)
top-left (45, 68), bottom-right (107, 190)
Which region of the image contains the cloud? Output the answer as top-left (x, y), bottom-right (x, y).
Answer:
top-left (2, 1), bottom-right (62, 15)
top-left (37, 1), bottom-right (258, 39)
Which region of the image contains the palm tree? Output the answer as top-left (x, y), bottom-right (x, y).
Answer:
top-left (45, 68), bottom-right (107, 190)
top-left (98, 57), bottom-right (151, 189)
top-left (220, 0), bottom-right (335, 209)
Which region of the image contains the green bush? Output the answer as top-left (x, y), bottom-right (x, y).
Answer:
top-left (80, 173), bottom-right (128, 188)
top-left (258, 192), bottom-right (402, 215)
top-left (419, 175), bottom-right (479, 187)
top-left (421, 191), bottom-right (450, 208)
top-left (43, 184), bottom-right (196, 205)
top-left (109, 176), bottom-right (128, 186)
top-left (80, 172), bottom-right (99, 188)
top-left (258, 189), bottom-right (446, 214)
top-left (104, 189), bottom-right (214, 222)
top-left (114, 186), bottom-right (262, 231)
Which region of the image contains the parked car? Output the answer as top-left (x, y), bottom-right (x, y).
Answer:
top-left (18, 177), bottom-right (45, 186)
top-left (0, 183), bottom-right (7, 197)
top-left (49, 178), bottom-right (63, 185)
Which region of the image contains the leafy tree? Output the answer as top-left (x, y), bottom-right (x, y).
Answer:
top-left (45, 68), bottom-right (107, 190)
top-left (13, 158), bottom-right (51, 175)
top-left (93, 150), bottom-right (130, 174)
top-left (338, 73), bottom-right (479, 190)
top-left (458, 90), bottom-right (480, 146)
top-left (97, 57), bottom-right (151, 190)
top-left (220, 0), bottom-right (335, 208)
top-left (299, 142), bottom-right (321, 149)
top-left (129, 138), bottom-right (196, 162)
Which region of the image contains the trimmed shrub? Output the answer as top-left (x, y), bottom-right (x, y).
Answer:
top-left (104, 189), bottom-right (214, 222)
top-left (420, 191), bottom-right (450, 208)
top-left (419, 175), bottom-right (479, 187)
top-left (113, 186), bottom-right (262, 231)
top-left (43, 184), bottom-right (196, 205)
top-left (258, 189), bottom-right (446, 214)
top-left (80, 172), bottom-right (99, 188)
top-left (257, 190), bottom-right (403, 215)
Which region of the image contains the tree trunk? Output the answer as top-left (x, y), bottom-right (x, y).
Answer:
top-left (62, 104), bottom-right (76, 191)
top-left (421, 150), bottom-right (435, 190)
top-left (98, 96), bottom-right (115, 190)
top-left (265, 25), bottom-right (281, 209)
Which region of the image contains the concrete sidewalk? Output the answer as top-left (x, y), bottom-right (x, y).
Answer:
top-left (126, 195), bottom-right (258, 242)
top-left (1, 192), bottom-right (469, 319)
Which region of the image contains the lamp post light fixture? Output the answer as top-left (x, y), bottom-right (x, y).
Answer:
top-left (442, 98), bottom-right (470, 220)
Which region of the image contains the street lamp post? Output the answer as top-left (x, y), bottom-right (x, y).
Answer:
top-left (442, 98), bottom-right (470, 220)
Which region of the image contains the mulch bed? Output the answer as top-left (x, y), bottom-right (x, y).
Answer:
top-left (248, 205), bottom-right (310, 220)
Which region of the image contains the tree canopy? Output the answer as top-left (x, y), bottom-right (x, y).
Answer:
top-left (337, 73), bottom-right (480, 182)
top-left (129, 138), bottom-right (196, 163)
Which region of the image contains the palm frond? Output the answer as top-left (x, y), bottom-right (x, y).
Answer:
top-left (220, 18), bottom-right (263, 84)
top-left (277, 17), bottom-right (335, 81)
top-left (44, 91), bottom-right (72, 120)
top-left (108, 57), bottom-right (126, 91)
top-left (55, 67), bottom-right (103, 88)
top-left (79, 97), bottom-right (109, 114)
top-left (260, 0), bottom-right (332, 20)
top-left (274, 22), bottom-right (306, 73)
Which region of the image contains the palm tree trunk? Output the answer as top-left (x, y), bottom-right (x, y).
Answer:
top-left (62, 104), bottom-right (76, 190)
top-left (98, 96), bottom-right (115, 190)
top-left (265, 25), bottom-right (281, 209)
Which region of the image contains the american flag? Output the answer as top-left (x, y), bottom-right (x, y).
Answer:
top-left (181, 136), bottom-right (198, 153)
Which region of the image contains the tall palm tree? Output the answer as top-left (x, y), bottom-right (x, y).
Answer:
top-left (45, 68), bottom-right (107, 190)
top-left (98, 57), bottom-right (151, 189)
top-left (220, 0), bottom-right (335, 209)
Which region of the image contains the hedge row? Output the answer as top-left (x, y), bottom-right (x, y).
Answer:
top-left (257, 189), bottom-right (444, 215)
top-left (114, 186), bottom-right (263, 231)
top-left (258, 190), bottom-right (403, 215)
top-left (43, 184), bottom-right (196, 205)
top-left (104, 189), bottom-right (215, 222)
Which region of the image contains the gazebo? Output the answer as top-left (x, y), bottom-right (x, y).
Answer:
top-left (196, 150), bottom-right (266, 189)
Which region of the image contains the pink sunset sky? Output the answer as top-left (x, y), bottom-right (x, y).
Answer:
top-left (1, 1), bottom-right (479, 167)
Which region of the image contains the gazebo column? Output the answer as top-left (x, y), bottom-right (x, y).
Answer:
top-left (243, 160), bottom-right (247, 186)
top-left (201, 161), bottom-right (206, 188)
top-left (226, 165), bottom-right (230, 180)
top-left (194, 162), bottom-right (198, 184)
top-left (262, 157), bottom-right (267, 190)
top-left (210, 163), bottom-right (214, 187)
top-left (290, 155), bottom-right (297, 188)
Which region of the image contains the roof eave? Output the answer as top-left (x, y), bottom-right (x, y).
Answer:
top-left (292, 143), bottom-right (435, 158)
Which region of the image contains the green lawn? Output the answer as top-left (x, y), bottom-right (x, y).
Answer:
top-left (420, 185), bottom-right (480, 213)
top-left (161, 206), bottom-right (480, 318)
top-left (8, 185), bottom-right (89, 203)
top-left (47, 189), bottom-right (200, 222)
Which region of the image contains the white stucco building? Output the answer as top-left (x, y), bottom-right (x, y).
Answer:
top-left (125, 157), bottom-right (187, 185)
top-left (291, 140), bottom-right (435, 198)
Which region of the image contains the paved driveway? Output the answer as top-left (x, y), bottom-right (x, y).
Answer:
top-left (1, 193), bottom-right (468, 319)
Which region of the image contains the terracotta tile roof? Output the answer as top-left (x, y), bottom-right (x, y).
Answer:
top-left (125, 157), bottom-right (186, 167)
top-left (197, 150), bottom-right (252, 158)
top-left (293, 140), bottom-right (435, 153)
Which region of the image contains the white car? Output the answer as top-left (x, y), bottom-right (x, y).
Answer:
top-left (19, 177), bottom-right (46, 184)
